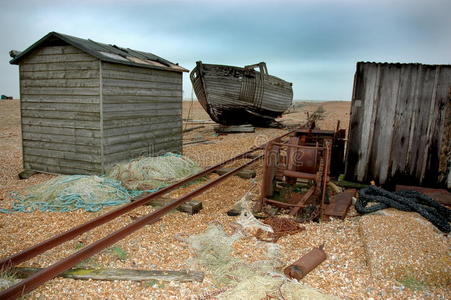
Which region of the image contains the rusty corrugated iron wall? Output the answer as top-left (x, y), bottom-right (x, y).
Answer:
top-left (345, 62), bottom-right (451, 188)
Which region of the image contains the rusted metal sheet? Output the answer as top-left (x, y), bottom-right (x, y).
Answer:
top-left (324, 189), bottom-right (356, 219)
top-left (284, 245), bottom-right (327, 280)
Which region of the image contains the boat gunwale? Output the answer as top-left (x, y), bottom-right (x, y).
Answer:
top-left (194, 62), bottom-right (293, 86)
top-left (190, 61), bottom-right (293, 125)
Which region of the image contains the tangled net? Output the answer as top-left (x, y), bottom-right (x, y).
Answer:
top-left (176, 190), bottom-right (336, 299)
top-left (2, 175), bottom-right (135, 212)
top-left (107, 153), bottom-right (202, 190)
top-left (183, 223), bottom-right (337, 299)
top-left (1, 153), bottom-right (203, 213)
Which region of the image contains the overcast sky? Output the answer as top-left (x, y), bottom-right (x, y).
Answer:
top-left (1, 0), bottom-right (450, 100)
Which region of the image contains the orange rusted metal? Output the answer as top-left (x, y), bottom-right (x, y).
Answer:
top-left (284, 244), bottom-right (327, 280)
top-left (323, 189), bottom-right (356, 219)
top-left (259, 126), bottom-right (344, 220)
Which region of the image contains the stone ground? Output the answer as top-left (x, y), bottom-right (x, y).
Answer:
top-left (0, 99), bottom-right (449, 299)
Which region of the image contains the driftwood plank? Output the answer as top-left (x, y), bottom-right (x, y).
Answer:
top-left (13, 267), bottom-right (204, 283)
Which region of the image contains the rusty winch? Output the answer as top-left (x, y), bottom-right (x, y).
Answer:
top-left (258, 123), bottom-right (346, 220)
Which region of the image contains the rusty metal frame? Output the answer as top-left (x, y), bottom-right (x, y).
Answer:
top-left (259, 128), bottom-right (335, 218)
top-left (290, 186), bottom-right (316, 215)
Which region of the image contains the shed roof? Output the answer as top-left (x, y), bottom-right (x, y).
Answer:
top-left (10, 31), bottom-right (188, 72)
top-left (357, 61), bottom-right (451, 67)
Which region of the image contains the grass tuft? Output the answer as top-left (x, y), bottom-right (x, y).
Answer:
top-left (399, 276), bottom-right (427, 291)
top-left (110, 246), bottom-right (128, 261)
top-left (0, 265), bottom-right (17, 292)
top-left (74, 241), bottom-right (85, 250)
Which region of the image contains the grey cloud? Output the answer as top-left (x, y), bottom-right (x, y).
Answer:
top-left (0, 0), bottom-right (450, 100)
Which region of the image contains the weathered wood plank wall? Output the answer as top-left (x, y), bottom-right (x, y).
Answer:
top-left (101, 62), bottom-right (182, 168)
top-left (20, 45), bottom-right (102, 174)
top-left (345, 62), bottom-right (451, 188)
top-left (19, 45), bottom-right (183, 175)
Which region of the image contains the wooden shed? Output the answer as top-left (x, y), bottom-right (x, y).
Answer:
top-left (10, 32), bottom-right (188, 175)
top-left (345, 62), bottom-right (451, 188)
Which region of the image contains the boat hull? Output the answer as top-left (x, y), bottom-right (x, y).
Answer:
top-left (190, 62), bottom-right (293, 126)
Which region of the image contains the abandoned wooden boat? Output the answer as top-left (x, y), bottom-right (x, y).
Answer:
top-left (190, 61), bottom-right (293, 126)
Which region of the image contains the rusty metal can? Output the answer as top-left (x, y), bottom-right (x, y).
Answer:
top-left (283, 244), bottom-right (327, 280)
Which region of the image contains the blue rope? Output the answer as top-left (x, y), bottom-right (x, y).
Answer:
top-left (0, 176), bottom-right (163, 213)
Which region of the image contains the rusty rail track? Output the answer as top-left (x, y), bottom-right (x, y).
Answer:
top-left (0, 129), bottom-right (297, 299)
top-left (0, 148), bottom-right (260, 271)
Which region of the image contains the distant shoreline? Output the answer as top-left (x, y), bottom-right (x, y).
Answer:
top-left (293, 99), bottom-right (351, 102)
top-left (3, 98), bottom-right (352, 103)
top-left (182, 99), bottom-right (351, 102)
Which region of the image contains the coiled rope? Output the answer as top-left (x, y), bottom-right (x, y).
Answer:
top-left (356, 185), bottom-right (451, 233)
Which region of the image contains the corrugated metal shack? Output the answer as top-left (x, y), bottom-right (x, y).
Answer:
top-left (345, 62), bottom-right (451, 188)
top-left (10, 32), bottom-right (188, 175)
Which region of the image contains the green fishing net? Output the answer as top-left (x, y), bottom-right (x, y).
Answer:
top-left (185, 223), bottom-right (338, 300)
top-left (3, 175), bottom-right (134, 212)
top-left (2, 153), bottom-right (202, 213)
top-left (107, 153), bottom-right (202, 190)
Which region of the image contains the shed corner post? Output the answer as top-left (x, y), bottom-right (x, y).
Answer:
top-left (344, 62), bottom-right (363, 182)
top-left (19, 64), bottom-right (26, 172)
top-left (179, 72), bottom-right (184, 155)
top-left (99, 60), bottom-right (105, 174)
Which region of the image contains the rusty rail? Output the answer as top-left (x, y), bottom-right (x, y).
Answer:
top-left (0, 155), bottom-right (263, 299)
top-left (1, 128), bottom-right (296, 270)
top-left (0, 148), bottom-right (260, 271)
top-left (0, 128), bottom-right (299, 299)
